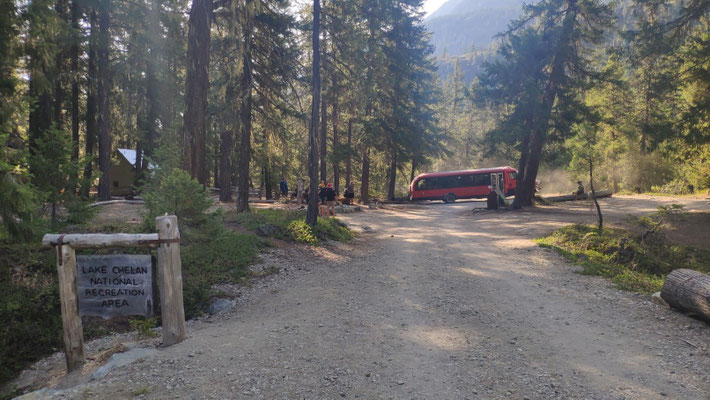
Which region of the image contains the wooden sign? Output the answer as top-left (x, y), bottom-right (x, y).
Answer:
top-left (43, 215), bottom-right (185, 372)
top-left (77, 254), bottom-right (154, 318)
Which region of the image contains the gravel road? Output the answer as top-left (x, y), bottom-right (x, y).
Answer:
top-left (22, 197), bottom-right (710, 399)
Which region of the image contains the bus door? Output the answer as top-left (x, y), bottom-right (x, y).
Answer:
top-left (491, 172), bottom-right (505, 201)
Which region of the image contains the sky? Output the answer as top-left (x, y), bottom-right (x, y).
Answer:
top-left (423, 0), bottom-right (448, 16)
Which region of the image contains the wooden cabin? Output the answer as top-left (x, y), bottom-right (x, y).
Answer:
top-left (109, 149), bottom-right (147, 197)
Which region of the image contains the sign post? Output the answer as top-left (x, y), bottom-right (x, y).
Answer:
top-left (56, 244), bottom-right (84, 371)
top-left (155, 215), bottom-right (185, 346)
top-left (42, 215), bottom-right (185, 373)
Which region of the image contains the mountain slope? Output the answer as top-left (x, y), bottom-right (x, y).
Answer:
top-left (425, 0), bottom-right (526, 57)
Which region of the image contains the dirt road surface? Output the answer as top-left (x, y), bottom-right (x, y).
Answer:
top-left (23, 196), bottom-right (710, 399)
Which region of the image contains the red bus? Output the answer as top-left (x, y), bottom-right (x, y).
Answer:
top-left (409, 166), bottom-right (518, 203)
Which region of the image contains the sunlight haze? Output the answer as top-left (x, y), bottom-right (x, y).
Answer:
top-left (423, 0), bottom-right (448, 16)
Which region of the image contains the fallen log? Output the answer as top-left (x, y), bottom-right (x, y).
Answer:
top-left (543, 190), bottom-right (613, 203)
top-left (661, 269), bottom-right (710, 322)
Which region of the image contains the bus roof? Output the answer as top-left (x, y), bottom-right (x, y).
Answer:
top-left (413, 166), bottom-right (516, 181)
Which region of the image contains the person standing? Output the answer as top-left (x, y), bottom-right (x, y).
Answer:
top-left (318, 182), bottom-right (327, 216)
top-left (344, 183), bottom-right (355, 205)
top-left (325, 183), bottom-right (337, 217)
top-left (280, 177), bottom-right (289, 197)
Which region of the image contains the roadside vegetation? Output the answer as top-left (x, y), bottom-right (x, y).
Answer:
top-left (536, 206), bottom-right (710, 294)
top-left (0, 170), bottom-right (351, 391)
top-left (230, 208), bottom-right (353, 245)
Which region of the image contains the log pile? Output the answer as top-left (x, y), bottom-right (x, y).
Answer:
top-left (661, 269), bottom-right (710, 322)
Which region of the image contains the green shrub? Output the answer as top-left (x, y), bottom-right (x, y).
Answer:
top-left (65, 201), bottom-right (99, 226)
top-left (314, 218), bottom-right (353, 242)
top-left (231, 209), bottom-right (352, 244)
top-left (129, 317), bottom-right (158, 338)
top-left (142, 169), bottom-right (212, 229)
top-left (0, 242), bottom-right (61, 385)
top-left (536, 223), bottom-right (710, 294)
top-left (180, 228), bottom-right (262, 319)
top-left (612, 270), bottom-right (664, 293)
top-left (287, 220), bottom-right (318, 245)
top-left (0, 172), bottom-right (38, 241)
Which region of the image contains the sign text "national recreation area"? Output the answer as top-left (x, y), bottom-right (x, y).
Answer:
top-left (77, 255), bottom-right (154, 319)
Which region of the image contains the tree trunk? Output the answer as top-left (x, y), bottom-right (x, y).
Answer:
top-left (141, 0), bottom-right (160, 174)
top-left (213, 148), bottom-right (219, 187)
top-left (589, 158), bottom-right (603, 231)
top-left (53, 0), bottom-right (68, 131)
top-left (513, 3), bottom-right (577, 209)
top-left (345, 117), bottom-right (352, 187)
top-left (387, 148), bottom-right (397, 201)
top-left (306, 0), bottom-right (321, 227)
top-left (182, 0), bottom-right (211, 186)
top-left (319, 1), bottom-right (328, 184)
top-left (320, 96), bottom-right (327, 183)
top-left (661, 269), bottom-right (710, 322)
top-left (332, 101), bottom-right (339, 194)
top-left (70, 0), bottom-right (80, 164)
top-left (97, 0), bottom-right (111, 201)
top-left (134, 139), bottom-right (143, 188)
top-left (360, 147), bottom-right (370, 204)
top-left (513, 132), bottom-right (529, 206)
top-left (264, 162), bottom-right (272, 200)
top-left (516, 131), bottom-right (546, 207)
top-left (82, 9), bottom-right (98, 198)
top-left (410, 159), bottom-right (417, 186)
top-left (236, 0), bottom-right (253, 213)
top-left (28, 80), bottom-right (52, 160)
top-left (219, 129), bottom-right (232, 201)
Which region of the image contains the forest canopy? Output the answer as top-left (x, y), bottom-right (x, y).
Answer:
top-left (1, 0), bottom-right (709, 237)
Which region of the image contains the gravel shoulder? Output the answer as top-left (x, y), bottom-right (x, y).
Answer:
top-left (14, 196), bottom-right (710, 399)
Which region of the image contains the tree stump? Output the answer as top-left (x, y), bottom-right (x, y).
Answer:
top-left (661, 269), bottom-right (710, 322)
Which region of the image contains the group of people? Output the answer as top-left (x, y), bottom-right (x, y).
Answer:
top-left (279, 177), bottom-right (357, 217)
top-left (317, 182), bottom-right (338, 217)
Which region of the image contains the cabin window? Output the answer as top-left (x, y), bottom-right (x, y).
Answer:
top-left (113, 181), bottom-right (119, 188)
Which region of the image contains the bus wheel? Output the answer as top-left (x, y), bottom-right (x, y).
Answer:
top-left (444, 193), bottom-right (456, 203)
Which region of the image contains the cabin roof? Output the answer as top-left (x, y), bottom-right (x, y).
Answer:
top-left (116, 149), bottom-right (155, 169)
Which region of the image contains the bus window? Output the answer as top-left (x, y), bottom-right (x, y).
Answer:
top-left (417, 177), bottom-right (439, 190)
top-left (458, 175), bottom-right (475, 187)
top-left (438, 176), bottom-right (457, 189)
top-left (472, 174), bottom-right (491, 186)
top-left (509, 172), bottom-right (517, 180)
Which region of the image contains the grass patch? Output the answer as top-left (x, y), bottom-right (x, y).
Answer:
top-left (180, 224), bottom-right (263, 319)
top-left (536, 224), bottom-right (710, 293)
top-left (230, 209), bottom-right (352, 244)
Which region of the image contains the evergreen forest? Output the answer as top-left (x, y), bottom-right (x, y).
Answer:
top-left (1, 0), bottom-right (709, 235)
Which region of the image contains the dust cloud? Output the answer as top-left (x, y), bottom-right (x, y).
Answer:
top-left (537, 169), bottom-right (577, 195)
